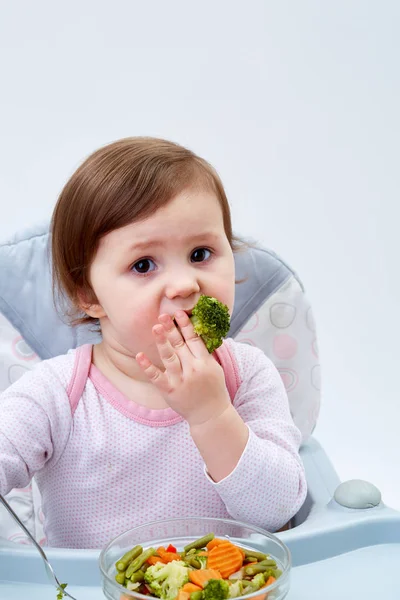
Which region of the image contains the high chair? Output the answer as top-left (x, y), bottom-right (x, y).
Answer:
top-left (1, 223), bottom-right (399, 599)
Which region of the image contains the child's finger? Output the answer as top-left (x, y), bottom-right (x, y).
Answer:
top-left (174, 310), bottom-right (209, 359)
top-left (135, 352), bottom-right (170, 392)
top-left (153, 324), bottom-right (183, 380)
top-left (158, 314), bottom-right (192, 361)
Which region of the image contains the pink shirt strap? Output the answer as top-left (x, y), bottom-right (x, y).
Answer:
top-left (67, 341), bottom-right (241, 414)
top-left (214, 341), bottom-right (241, 402)
top-left (66, 344), bottom-right (92, 415)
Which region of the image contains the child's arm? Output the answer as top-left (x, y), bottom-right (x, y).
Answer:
top-left (192, 340), bottom-right (307, 532)
top-left (189, 404), bottom-right (249, 481)
top-left (0, 362), bottom-right (72, 496)
top-left (137, 312), bottom-right (306, 532)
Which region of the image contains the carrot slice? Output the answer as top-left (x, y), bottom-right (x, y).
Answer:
top-left (189, 569), bottom-right (222, 588)
top-left (207, 542), bottom-right (243, 578)
top-left (163, 552), bottom-right (182, 563)
top-left (181, 583), bottom-right (202, 593)
top-left (265, 576), bottom-right (276, 586)
top-left (147, 555), bottom-right (164, 565)
top-left (206, 538), bottom-right (225, 551)
top-left (157, 546), bottom-right (181, 563)
top-left (176, 591), bottom-right (190, 600)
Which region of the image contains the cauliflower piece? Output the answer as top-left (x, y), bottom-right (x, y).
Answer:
top-left (144, 560), bottom-right (190, 600)
top-left (228, 580), bottom-right (246, 598)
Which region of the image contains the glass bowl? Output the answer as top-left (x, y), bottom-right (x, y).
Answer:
top-left (99, 517), bottom-right (291, 600)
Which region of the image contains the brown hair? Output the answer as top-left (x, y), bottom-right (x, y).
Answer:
top-left (51, 136), bottom-right (244, 326)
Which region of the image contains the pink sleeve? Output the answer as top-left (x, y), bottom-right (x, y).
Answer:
top-left (0, 361), bottom-right (73, 496)
top-left (205, 340), bottom-right (307, 531)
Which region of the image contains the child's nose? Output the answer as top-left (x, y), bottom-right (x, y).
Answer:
top-left (165, 271), bottom-right (201, 299)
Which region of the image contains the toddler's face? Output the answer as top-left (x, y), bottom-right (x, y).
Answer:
top-left (86, 188), bottom-right (235, 368)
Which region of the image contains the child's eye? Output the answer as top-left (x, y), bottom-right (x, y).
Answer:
top-left (191, 248), bottom-right (212, 263)
top-left (131, 258), bottom-right (156, 275)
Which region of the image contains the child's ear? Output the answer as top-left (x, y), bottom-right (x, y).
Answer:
top-left (82, 303), bottom-right (107, 319)
top-left (77, 290), bottom-right (107, 319)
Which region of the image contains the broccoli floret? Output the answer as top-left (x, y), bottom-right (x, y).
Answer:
top-left (190, 295), bottom-right (230, 353)
top-left (203, 579), bottom-right (230, 600)
top-left (144, 560), bottom-right (190, 600)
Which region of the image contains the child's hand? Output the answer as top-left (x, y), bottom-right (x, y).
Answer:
top-left (136, 310), bottom-right (231, 427)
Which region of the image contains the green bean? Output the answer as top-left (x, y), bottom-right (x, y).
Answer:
top-left (116, 545), bottom-right (143, 572)
top-left (273, 568), bottom-right (282, 579)
top-left (244, 563), bottom-right (276, 576)
top-left (115, 572), bottom-right (126, 585)
top-left (126, 548), bottom-right (156, 578)
top-left (184, 533), bottom-right (214, 552)
top-left (130, 570), bottom-right (145, 583)
top-left (259, 559), bottom-right (277, 567)
top-left (190, 592), bottom-right (203, 600)
top-left (242, 549), bottom-right (267, 561)
top-left (186, 556), bottom-right (202, 569)
top-left (244, 564), bottom-right (265, 576)
top-left (244, 556), bottom-right (260, 563)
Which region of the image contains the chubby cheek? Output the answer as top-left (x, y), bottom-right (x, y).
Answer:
top-left (213, 269), bottom-right (235, 315)
top-left (125, 306), bottom-right (157, 341)
top-left (105, 296), bottom-right (158, 350)
top-left (222, 274), bottom-right (235, 312)
top-left (221, 288), bottom-right (235, 317)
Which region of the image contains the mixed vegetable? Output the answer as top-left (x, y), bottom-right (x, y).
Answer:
top-left (189, 295), bottom-right (231, 353)
top-left (115, 533), bottom-right (282, 600)
top-left (56, 583), bottom-right (68, 599)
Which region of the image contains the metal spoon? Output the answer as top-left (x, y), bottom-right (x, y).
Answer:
top-left (0, 493), bottom-right (78, 599)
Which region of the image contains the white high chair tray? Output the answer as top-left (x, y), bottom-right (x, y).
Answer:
top-left (285, 509), bottom-right (400, 598)
top-left (1, 508), bottom-right (400, 600)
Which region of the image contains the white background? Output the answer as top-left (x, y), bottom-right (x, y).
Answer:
top-left (0, 2), bottom-right (399, 507)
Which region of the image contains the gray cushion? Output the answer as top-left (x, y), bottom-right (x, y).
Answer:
top-left (0, 223), bottom-right (296, 359)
